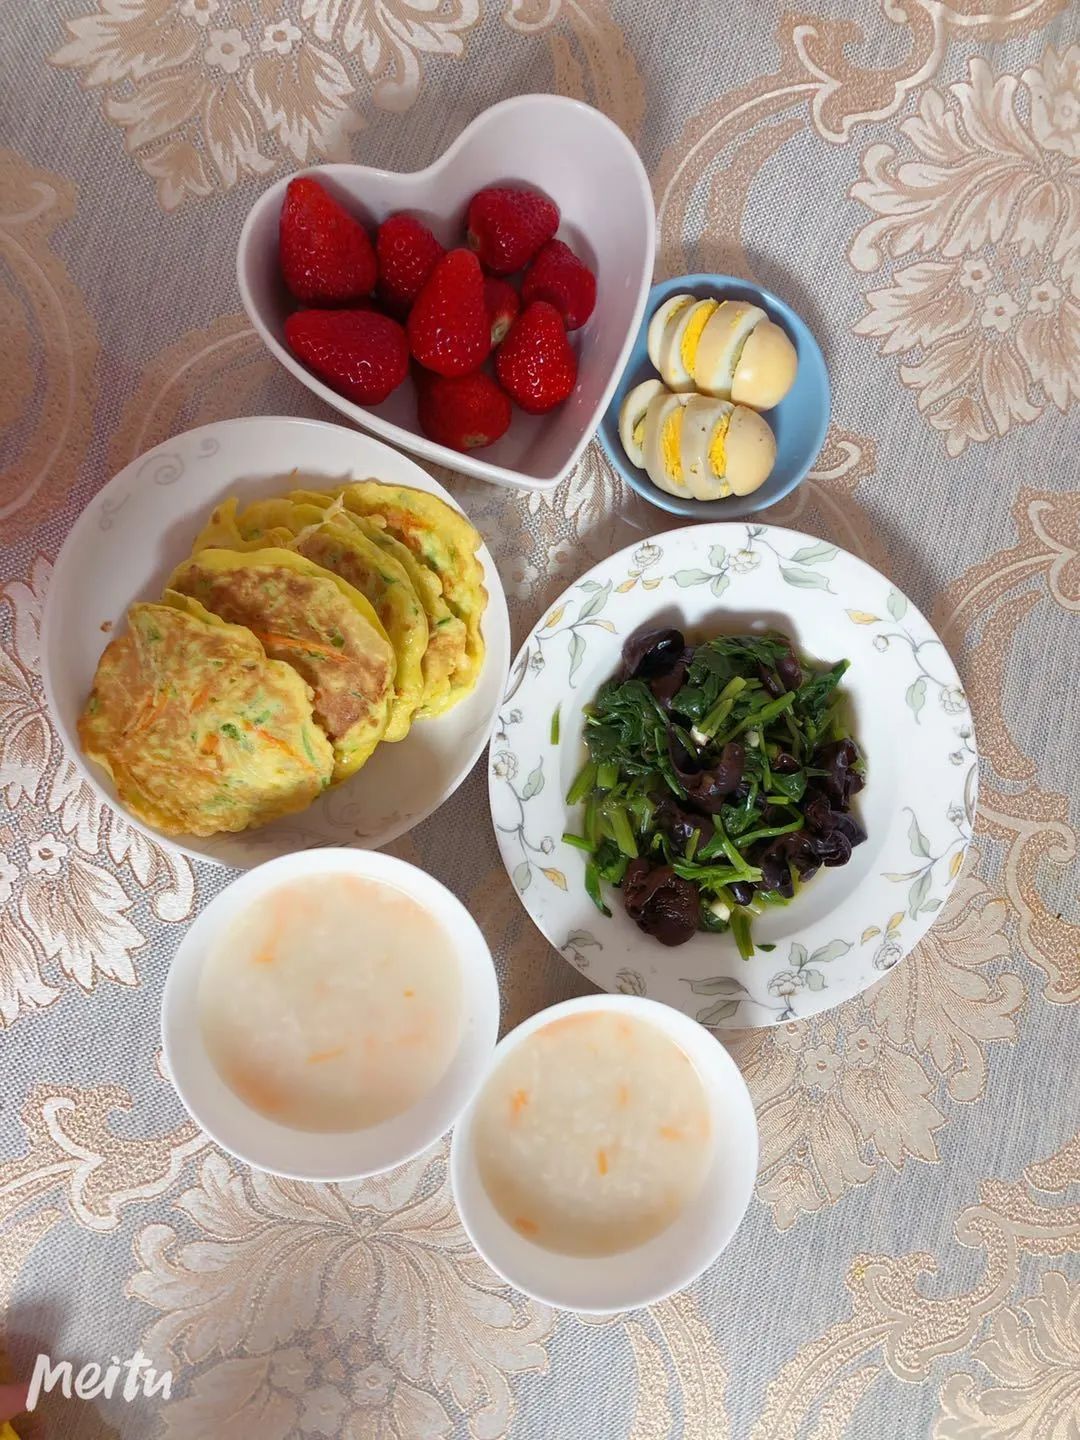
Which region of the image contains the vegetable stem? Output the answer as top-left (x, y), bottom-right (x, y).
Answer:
top-left (596, 761), bottom-right (619, 791)
top-left (566, 760), bottom-right (596, 805)
top-left (565, 628), bottom-right (861, 953)
top-left (735, 818), bottom-right (803, 847)
top-left (706, 815), bottom-right (759, 877)
top-left (722, 690), bottom-right (796, 741)
top-left (584, 859), bottom-right (611, 916)
top-left (607, 804), bottom-right (639, 859)
top-left (730, 909), bottom-right (755, 960)
top-left (698, 677), bottom-right (748, 738)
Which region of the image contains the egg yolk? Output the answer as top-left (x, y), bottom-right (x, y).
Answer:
top-left (632, 416), bottom-right (647, 448)
top-left (681, 301), bottom-right (718, 375)
top-left (708, 413), bottom-right (731, 478)
top-left (661, 408), bottom-right (684, 483)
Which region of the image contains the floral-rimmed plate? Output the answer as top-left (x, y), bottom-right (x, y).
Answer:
top-left (488, 523), bottom-right (976, 1029)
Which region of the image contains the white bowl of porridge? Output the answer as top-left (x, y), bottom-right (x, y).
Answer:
top-left (162, 849), bottom-right (499, 1181)
top-left (450, 994), bottom-right (758, 1312)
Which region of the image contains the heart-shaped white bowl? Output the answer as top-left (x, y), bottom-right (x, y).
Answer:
top-left (237, 94), bottom-right (655, 492)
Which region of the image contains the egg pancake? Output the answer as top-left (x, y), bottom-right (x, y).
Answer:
top-left (194, 497), bottom-right (428, 742)
top-left (78, 595), bottom-right (333, 837)
top-left (168, 548), bottom-right (396, 779)
top-left (356, 518), bottom-right (462, 717)
top-left (317, 483), bottom-right (485, 694)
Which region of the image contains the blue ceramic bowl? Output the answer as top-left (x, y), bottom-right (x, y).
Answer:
top-left (597, 274), bottom-right (830, 519)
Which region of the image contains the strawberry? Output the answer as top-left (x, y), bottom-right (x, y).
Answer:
top-left (466, 186), bottom-right (559, 275)
top-left (407, 248), bottom-right (491, 376)
top-left (376, 213), bottom-right (444, 314)
top-left (483, 277), bottom-right (520, 345)
top-left (284, 309), bottom-right (408, 405)
top-left (495, 301), bottom-right (577, 413)
top-left (522, 239), bottom-right (596, 330)
top-left (416, 370), bottom-right (512, 451)
top-left (279, 176), bottom-right (376, 303)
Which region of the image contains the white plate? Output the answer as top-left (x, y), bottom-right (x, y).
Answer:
top-left (488, 524), bottom-right (976, 1028)
top-left (237, 94), bottom-right (655, 492)
top-left (43, 416), bottom-right (510, 868)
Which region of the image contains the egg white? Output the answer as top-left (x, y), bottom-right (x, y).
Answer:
top-left (693, 302), bottom-right (766, 399)
top-left (618, 378), bottom-right (667, 468)
top-left (646, 294), bottom-right (694, 371)
top-left (658, 298), bottom-right (719, 392)
top-left (680, 395), bottom-right (734, 501)
top-left (642, 392), bottom-right (689, 495)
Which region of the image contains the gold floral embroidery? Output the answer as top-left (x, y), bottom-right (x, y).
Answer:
top-left (934, 1271), bottom-right (1080, 1438)
top-left (850, 48), bottom-right (1080, 454)
top-left (653, 2), bottom-right (1069, 275)
top-left (0, 152), bottom-right (98, 542)
top-left (729, 869), bottom-right (1020, 1229)
top-left (504, 0), bottom-right (645, 142)
top-left (51, 0), bottom-right (467, 208)
top-left (750, 1130), bottom-right (1080, 1440)
top-left (650, 1294), bottom-right (732, 1439)
top-left (869, 877), bottom-right (1020, 1103)
top-left (127, 1145), bottom-right (553, 1437)
top-left (107, 314), bottom-right (275, 469)
top-left (301, 0), bottom-right (480, 114)
top-left (0, 1084), bottom-right (206, 1234)
top-left (934, 490), bottom-right (1080, 1003)
top-left (48, 0), bottom-right (643, 209)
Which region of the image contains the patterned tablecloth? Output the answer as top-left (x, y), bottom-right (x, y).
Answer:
top-left (2, 1), bottom-right (1079, 1436)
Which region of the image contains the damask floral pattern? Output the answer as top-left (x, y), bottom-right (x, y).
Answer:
top-left (0, 153), bottom-right (99, 542)
top-left (751, 1132), bottom-right (1080, 1439)
top-left (935, 1271), bottom-right (1080, 1438)
top-left (3, 1), bottom-right (1080, 1437)
top-left (50, 2), bottom-right (360, 208)
top-left (728, 870), bottom-right (1020, 1229)
top-left (47, 0), bottom-right (641, 208)
top-left (127, 1145), bottom-right (553, 1439)
top-left (850, 48), bottom-right (1080, 454)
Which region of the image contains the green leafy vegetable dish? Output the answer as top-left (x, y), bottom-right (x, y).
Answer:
top-left (564, 626), bottom-right (867, 956)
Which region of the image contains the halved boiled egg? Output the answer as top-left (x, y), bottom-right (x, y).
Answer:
top-left (657, 298), bottom-right (719, 392)
top-left (730, 319), bottom-right (798, 410)
top-left (692, 302), bottom-right (765, 400)
top-left (694, 301), bottom-right (797, 409)
top-left (646, 294), bottom-right (694, 370)
top-left (680, 396), bottom-right (734, 500)
top-left (659, 395), bottom-right (776, 501)
top-left (642, 392), bottom-right (689, 493)
top-left (618, 378), bottom-right (667, 467)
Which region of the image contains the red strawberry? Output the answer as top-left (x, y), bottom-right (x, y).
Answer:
top-left (466, 186), bottom-right (559, 275)
top-left (285, 309), bottom-right (408, 405)
top-left (416, 370), bottom-right (512, 451)
top-left (483, 278), bottom-right (520, 345)
top-left (495, 301), bottom-right (577, 413)
top-left (279, 177), bottom-right (376, 303)
top-left (376, 213), bottom-right (444, 314)
top-left (407, 248), bottom-right (491, 376)
top-left (522, 239), bottom-right (596, 330)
